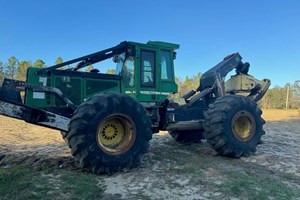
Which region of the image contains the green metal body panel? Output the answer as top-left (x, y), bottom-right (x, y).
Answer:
top-left (25, 68), bottom-right (49, 108)
top-left (25, 68), bottom-right (121, 108)
top-left (25, 41), bottom-right (179, 109)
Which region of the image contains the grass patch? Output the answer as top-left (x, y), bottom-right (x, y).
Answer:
top-left (0, 165), bottom-right (105, 200)
top-left (221, 172), bottom-right (300, 200)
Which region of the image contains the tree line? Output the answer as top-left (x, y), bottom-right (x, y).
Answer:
top-left (0, 56), bottom-right (299, 109)
top-left (0, 56), bottom-right (94, 83)
top-left (0, 56), bottom-right (62, 83)
top-left (260, 81), bottom-right (300, 109)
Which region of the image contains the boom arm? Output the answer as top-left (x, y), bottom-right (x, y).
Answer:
top-left (199, 53), bottom-right (242, 92)
top-left (198, 53), bottom-right (270, 102)
top-left (36, 41), bottom-right (129, 74)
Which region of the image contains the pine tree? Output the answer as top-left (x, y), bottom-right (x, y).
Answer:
top-left (55, 57), bottom-right (63, 65)
top-left (17, 61), bottom-right (31, 81)
top-left (33, 59), bottom-right (45, 68)
top-left (6, 56), bottom-right (19, 79)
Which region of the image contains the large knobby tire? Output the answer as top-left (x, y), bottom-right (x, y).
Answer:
top-left (168, 130), bottom-right (205, 143)
top-left (67, 93), bottom-right (152, 174)
top-left (203, 95), bottom-right (265, 158)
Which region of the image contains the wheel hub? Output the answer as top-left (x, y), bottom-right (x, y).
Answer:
top-left (232, 110), bottom-right (256, 142)
top-left (100, 120), bottom-right (123, 146)
top-left (97, 114), bottom-right (136, 155)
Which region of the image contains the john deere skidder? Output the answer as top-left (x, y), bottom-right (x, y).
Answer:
top-left (0, 41), bottom-right (270, 174)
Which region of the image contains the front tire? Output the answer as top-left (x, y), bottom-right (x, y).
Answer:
top-left (203, 95), bottom-right (265, 158)
top-left (67, 93), bottom-right (152, 174)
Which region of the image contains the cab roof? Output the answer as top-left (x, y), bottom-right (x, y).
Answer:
top-left (128, 40), bottom-right (180, 50)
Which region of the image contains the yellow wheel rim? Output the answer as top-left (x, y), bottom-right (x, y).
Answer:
top-left (232, 111), bottom-right (256, 142)
top-left (96, 114), bottom-right (136, 155)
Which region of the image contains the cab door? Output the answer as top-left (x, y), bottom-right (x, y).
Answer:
top-left (159, 49), bottom-right (178, 100)
top-left (138, 48), bottom-right (159, 102)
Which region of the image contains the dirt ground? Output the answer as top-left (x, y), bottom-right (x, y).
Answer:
top-left (0, 109), bottom-right (300, 199)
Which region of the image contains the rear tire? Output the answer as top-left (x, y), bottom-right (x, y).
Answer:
top-left (67, 93), bottom-right (152, 174)
top-left (169, 130), bottom-right (204, 143)
top-left (203, 95), bottom-right (265, 158)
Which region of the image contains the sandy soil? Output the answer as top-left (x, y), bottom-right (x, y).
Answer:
top-left (0, 109), bottom-right (300, 199)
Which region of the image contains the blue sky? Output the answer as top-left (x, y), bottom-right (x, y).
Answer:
top-left (0, 0), bottom-right (299, 87)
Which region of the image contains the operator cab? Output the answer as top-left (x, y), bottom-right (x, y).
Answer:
top-left (114, 41), bottom-right (180, 102)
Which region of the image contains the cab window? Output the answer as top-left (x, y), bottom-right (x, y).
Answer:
top-left (141, 50), bottom-right (155, 87)
top-left (122, 56), bottom-right (135, 87)
top-left (160, 50), bottom-right (172, 81)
